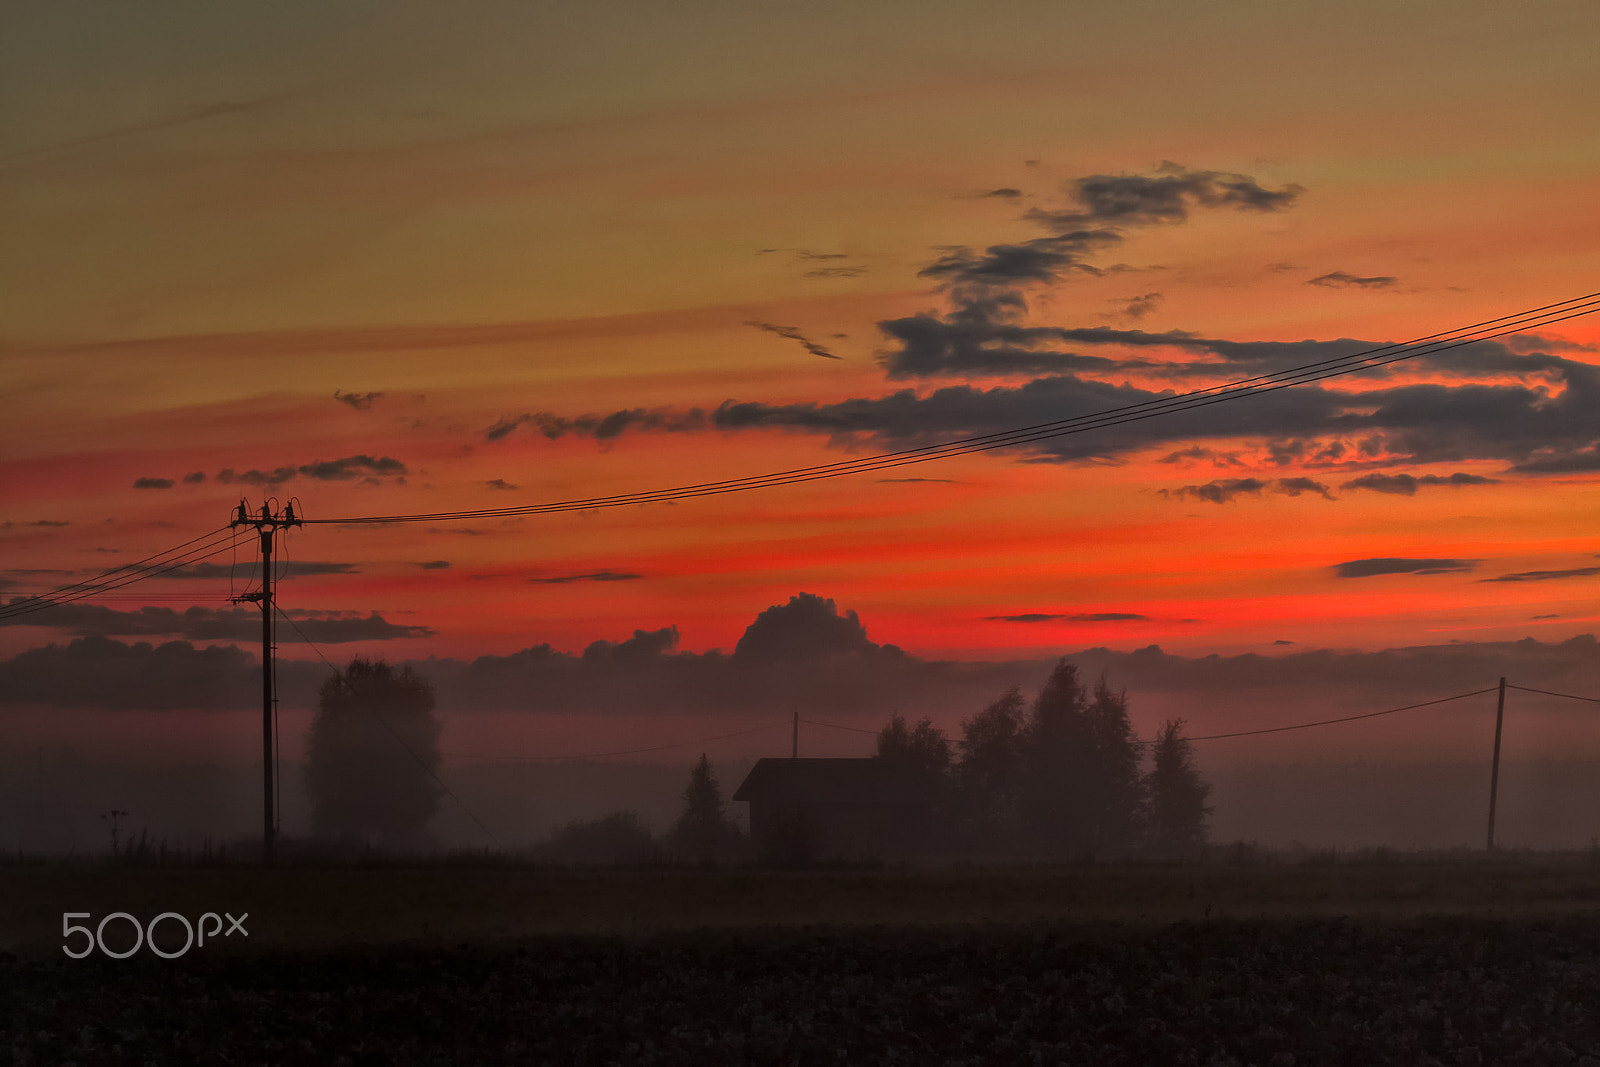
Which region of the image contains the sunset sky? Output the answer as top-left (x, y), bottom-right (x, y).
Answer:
top-left (3, 1), bottom-right (1599, 773)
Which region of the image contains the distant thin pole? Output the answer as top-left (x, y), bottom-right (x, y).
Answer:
top-left (792, 712), bottom-right (798, 759)
top-left (1486, 676), bottom-right (1507, 850)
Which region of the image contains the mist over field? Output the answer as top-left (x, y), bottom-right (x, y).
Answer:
top-left (3, 594), bottom-right (1597, 856)
top-left (9, 747), bottom-right (1600, 857)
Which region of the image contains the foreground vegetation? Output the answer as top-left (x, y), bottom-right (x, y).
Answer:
top-left (6, 858), bottom-right (1600, 1060)
top-left (9, 914), bottom-right (1600, 1064)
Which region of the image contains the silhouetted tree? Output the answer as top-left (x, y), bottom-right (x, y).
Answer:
top-left (1146, 718), bottom-right (1211, 857)
top-left (876, 712), bottom-right (954, 850)
top-left (955, 686), bottom-right (1027, 850)
top-left (305, 658), bottom-right (443, 847)
top-left (1018, 659), bottom-right (1096, 855)
top-left (670, 754), bottom-right (743, 864)
top-left (876, 712), bottom-right (952, 776)
top-left (1019, 661), bottom-right (1144, 858)
top-left (1083, 674), bottom-right (1145, 852)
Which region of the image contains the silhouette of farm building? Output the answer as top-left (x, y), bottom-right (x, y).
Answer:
top-left (733, 758), bottom-right (934, 860)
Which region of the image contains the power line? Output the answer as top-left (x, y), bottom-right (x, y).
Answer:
top-left (1184, 687), bottom-right (1500, 741)
top-left (304, 292), bottom-right (1600, 526)
top-left (0, 536), bottom-right (240, 619)
top-left (0, 526), bottom-right (232, 610)
top-left (0, 530), bottom-right (242, 622)
top-left (811, 688), bottom-right (1508, 746)
top-left (1506, 683), bottom-right (1600, 705)
top-left (801, 718), bottom-right (881, 737)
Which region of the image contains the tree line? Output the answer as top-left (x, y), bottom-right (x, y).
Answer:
top-left (875, 659), bottom-right (1211, 859)
top-left (302, 657), bottom-right (749, 863)
top-left (302, 656), bottom-right (1208, 862)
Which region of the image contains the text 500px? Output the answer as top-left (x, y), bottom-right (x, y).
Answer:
top-left (62, 912), bottom-right (248, 959)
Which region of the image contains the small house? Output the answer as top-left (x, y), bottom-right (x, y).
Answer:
top-left (733, 757), bottom-right (934, 861)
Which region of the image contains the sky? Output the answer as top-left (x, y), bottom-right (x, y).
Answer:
top-left (3, 1), bottom-right (1600, 785)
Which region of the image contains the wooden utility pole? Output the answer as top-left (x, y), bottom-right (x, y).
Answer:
top-left (1486, 676), bottom-right (1507, 851)
top-left (231, 500), bottom-right (302, 864)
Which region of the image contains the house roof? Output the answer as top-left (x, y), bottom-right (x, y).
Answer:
top-left (732, 757), bottom-right (924, 804)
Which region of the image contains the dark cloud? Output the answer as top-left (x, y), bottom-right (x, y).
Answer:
top-left (710, 373), bottom-right (1342, 466)
top-left (1161, 478), bottom-right (1265, 504)
top-left (874, 305), bottom-right (1595, 387)
top-left (734, 594), bottom-right (881, 663)
top-left (1, 595), bottom-right (914, 714)
top-left (181, 471), bottom-right (206, 484)
top-left (132, 477), bottom-right (174, 490)
top-left (485, 408), bottom-right (707, 443)
top-left (979, 188), bottom-right (1024, 200)
top-left (1332, 558), bottom-right (1477, 578)
top-left (1274, 477), bottom-right (1334, 499)
top-left (416, 560), bottom-right (452, 570)
top-left (1163, 475), bottom-right (1335, 505)
top-left (445, 215), bottom-right (1594, 475)
top-left (876, 477), bottom-right (958, 484)
top-left (875, 315), bottom-right (1410, 383)
top-left (3, 520), bottom-right (71, 529)
top-left (1513, 444), bottom-right (1600, 473)
top-left (4, 598), bottom-right (1596, 738)
top-left (484, 478), bottom-right (519, 491)
top-left (1069, 633), bottom-right (1599, 706)
top-left (1309, 272), bottom-right (1399, 290)
top-left (297, 455), bottom-right (407, 481)
top-left (916, 162), bottom-right (1299, 292)
top-left (1503, 334), bottom-right (1599, 354)
top-left (986, 612), bottom-right (1147, 623)
top-left (1020, 164), bottom-right (1301, 235)
top-left (281, 561), bottom-right (364, 578)
top-left (0, 635), bottom-right (272, 710)
top-left (877, 311), bottom-right (1151, 379)
top-left (1480, 567), bottom-right (1600, 584)
top-left (333, 389), bottom-right (384, 410)
top-left (803, 266), bottom-right (867, 279)
top-left (528, 570), bottom-right (644, 585)
top-left (216, 466), bottom-right (297, 488)
top-left (0, 601), bottom-right (431, 643)
top-left (1109, 292), bottom-right (1163, 320)
top-left (919, 230), bottom-right (1122, 287)
top-left (1341, 472), bottom-right (1500, 495)
top-left (711, 343), bottom-right (1600, 471)
top-left (215, 455), bottom-right (407, 487)
top-left (744, 320), bottom-right (842, 360)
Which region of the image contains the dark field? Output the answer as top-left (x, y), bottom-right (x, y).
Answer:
top-left (8, 861), bottom-right (1600, 1063)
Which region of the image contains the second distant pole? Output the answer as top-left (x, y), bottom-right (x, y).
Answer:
top-left (1486, 676), bottom-right (1507, 851)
